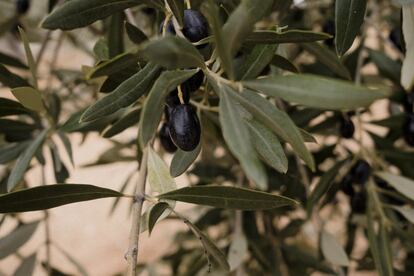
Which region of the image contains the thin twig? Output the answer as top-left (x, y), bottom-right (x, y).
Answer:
top-left (126, 148), bottom-right (149, 276)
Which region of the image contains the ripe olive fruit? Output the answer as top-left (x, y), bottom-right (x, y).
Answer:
top-left (350, 160), bottom-right (371, 185)
top-left (339, 116), bottom-right (355, 139)
top-left (169, 104), bottom-right (201, 151)
top-left (159, 123), bottom-right (177, 153)
top-left (403, 114), bottom-right (414, 147)
top-left (351, 191), bottom-right (366, 214)
top-left (340, 174), bottom-right (354, 196)
top-left (403, 91), bottom-right (414, 113)
top-left (16, 0), bottom-right (30, 15)
top-left (323, 20), bottom-right (335, 46)
top-left (163, 10), bottom-right (209, 44)
top-left (166, 89), bottom-right (190, 107)
top-left (389, 27), bottom-right (403, 52)
top-left (182, 70), bottom-right (204, 93)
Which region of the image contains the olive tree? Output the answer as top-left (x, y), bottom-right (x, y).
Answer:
top-left (0, 0), bottom-right (414, 275)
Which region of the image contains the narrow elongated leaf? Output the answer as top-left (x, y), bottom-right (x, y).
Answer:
top-left (13, 253), bottom-right (37, 276)
top-left (219, 86), bottom-right (267, 188)
top-left (335, 0), bottom-right (367, 56)
top-left (42, 0), bottom-right (142, 30)
top-left (0, 184), bottom-right (122, 213)
top-left (147, 148), bottom-right (176, 195)
top-left (166, 0), bottom-right (184, 27)
top-left (57, 131), bottom-right (74, 166)
top-left (0, 52), bottom-right (27, 69)
top-left (393, 206), bottom-right (414, 224)
top-left (378, 222), bottom-right (394, 276)
top-left (102, 108), bottom-right (141, 138)
top-left (7, 130), bottom-right (48, 192)
top-left (202, 0), bottom-right (234, 79)
top-left (139, 36), bottom-right (205, 69)
top-left (139, 69), bottom-right (197, 147)
top-left (185, 218), bottom-right (230, 271)
top-left (366, 205), bottom-right (384, 275)
top-left (0, 221), bottom-right (39, 259)
top-left (0, 64), bottom-right (30, 88)
top-left (148, 202), bottom-right (169, 235)
top-left (18, 27), bottom-right (37, 87)
top-left (246, 30), bottom-right (332, 44)
top-left (158, 186), bottom-right (298, 210)
top-left (222, 0), bottom-right (273, 56)
top-left (125, 22), bottom-right (147, 44)
top-left (246, 120), bottom-right (288, 174)
top-left (81, 62), bottom-right (160, 122)
top-left (307, 160), bottom-right (347, 215)
top-left (0, 98), bottom-right (32, 117)
top-left (239, 44), bottom-right (277, 80)
top-left (88, 52), bottom-right (141, 79)
top-left (170, 143), bottom-right (201, 177)
top-left (11, 87), bottom-right (45, 112)
top-left (270, 55), bottom-right (299, 73)
top-left (243, 74), bottom-right (390, 110)
top-left (369, 49), bottom-right (402, 84)
top-left (228, 231), bottom-right (248, 271)
top-left (222, 87), bottom-right (314, 171)
top-left (401, 5), bottom-right (414, 90)
top-left (301, 42), bottom-right (351, 79)
top-left (0, 141), bottom-right (31, 164)
top-left (321, 230), bottom-right (349, 266)
top-left (376, 172), bottom-right (414, 201)
top-left (107, 12), bottom-right (125, 58)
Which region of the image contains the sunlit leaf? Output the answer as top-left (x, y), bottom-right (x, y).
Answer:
top-left (11, 87), bottom-right (45, 112)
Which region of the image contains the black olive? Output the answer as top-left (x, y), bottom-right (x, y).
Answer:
top-left (159, 123), bottom-right (177, 153)
top-left (351, 191), bottom-right (366, 214)
top-left (403, 114), bottom-right (414, 147)
top-left (340, 174), bottom-right (355, 196)
top-left (162, 9), bottom-right (209, 44)
top-left (142, 7), bottom-right (156, 16)
top-left (403, 92), bottom-right (414, 113)
top-left (16, 0), bottom-right (30, 15)
top-left (339, 116), bottom-right (355, 139)
top-left (322, 20), bottom-right (335, 46)
top-left (169, 104), bottom-right (201, 151)
top-left (389, 27), bottom-right (403, 52)
top-left (166, 89), bottom-right (190, 107)
top-left (350, 160), bottom-right (371, 185)
top-left (182, 70), bottom-right (204, 93)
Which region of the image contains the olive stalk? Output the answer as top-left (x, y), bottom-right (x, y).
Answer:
top-left (126, 148), bottom-right (149, 276)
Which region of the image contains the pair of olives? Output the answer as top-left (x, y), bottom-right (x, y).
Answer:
top-left (403, 92), bottom-right (414, 147)
top-left (340, 160), bottom-right (371, 214)
top-left (159, 9), bottom-right (208, 153)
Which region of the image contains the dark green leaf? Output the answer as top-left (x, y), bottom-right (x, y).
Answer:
top-left (301, 42), bottom-right (351, 79)
top-left (125, 22), bottom-right (148, 44)
top-left (321, 230), bottom-right (349, 266)
top-left (335, 0), bottom-right (367, 56)
top-left (202, 0), bottom-right (234, 79)
top-left (270, 55), bottom-right (299, 73)
top-left (246, 30), bottom-right (332, 44)
top-left (88, 52), bottom-right (141, 79)
top-left (0, 64), bottom-right (30, 88)
top-left (239, 44), bottom-right (277, 80)
top-left (148, 202), bottom-right (170, 235)
top-left (246, 120), bottom-right (288, 174)
top-left (107, 12), bottom-right (125, 58)
top-left (0, 221), bottom-right (39, 259)
top-left (0, 52), bottom-right (27, 69)
top-left (7, 129), bottom-right (48, 192)
top-left (243, 74), bottom-right (390, 110)
top-left (139, 69), bottom-right (197, 147)
top-left (219, 85), bottom-right (267, 189)
top-left (369, 49), bottom-right (402, 84)
top-left (158, 185), bottom-right (298, 210)
top-left (81, 62), bottom-right (160, 122)
top-left (42, 0), bottom-right (142, 30)
top-left (166, 0), bottom-right (184, 27)
top-left (307, 160), bottom-right (347, 215)
top-left (102, 108), bottom-right (141, 138)
top-left (139, 36), bottom-right (205, 69)
top-left (0, 141), bottom-right (30, 164)
top-left (57, 131), bottom-right (74, 166)
top-left (170, 143), bottom-right (201, 177)
top-left (376, 172), bottom-right (414, 201)
top-left (18, 27), bottom-right (37, 87)
top-left (0, 184), bottom-right (123, 213)
top-left (13, 253), bottom-right (37, 276)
